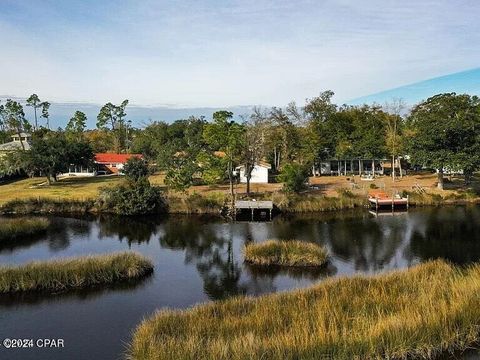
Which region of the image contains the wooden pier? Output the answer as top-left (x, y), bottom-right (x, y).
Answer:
top-left (368, 191), bottom-right (409, 211)
top-left (234, 200), bottom-right (273, 221)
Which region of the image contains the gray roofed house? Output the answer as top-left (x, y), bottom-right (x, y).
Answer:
top-left (0, 133), bottom-right (32, 154)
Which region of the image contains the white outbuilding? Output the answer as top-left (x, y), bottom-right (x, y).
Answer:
top-left (236, 162), bottom-right (271, 183)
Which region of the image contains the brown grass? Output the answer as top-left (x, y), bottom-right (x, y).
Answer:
top-left (0, 252), bottom-right (153, 294)
top-left (244, 240), bottom-right (328, 267)
top-left (128, 260), bottom-right (480, 360)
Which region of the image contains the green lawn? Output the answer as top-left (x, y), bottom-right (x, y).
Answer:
top-left (0, 174), bottom-right (167, 205)
top-left (0, 176), bottom-right (124, 204)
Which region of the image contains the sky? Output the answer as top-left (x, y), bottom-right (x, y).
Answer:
top-left (1, 0), bottom-right (480, 127)
top-left (350, 68), bottom-right (480, 105)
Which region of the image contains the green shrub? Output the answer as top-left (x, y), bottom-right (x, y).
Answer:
top-left (278, 163), bottom-right (308, 193)
top-left (369, 183), bottom-right (378, 189)
top-left (99, 178), bottom-right (166, 215)
top-left (123, 157), bottom-right (149, 181)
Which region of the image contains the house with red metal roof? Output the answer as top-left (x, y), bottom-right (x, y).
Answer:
top-left (94, 153), bottom-right (143, 174)
top-left (63, 153), bottom-right (143, 177)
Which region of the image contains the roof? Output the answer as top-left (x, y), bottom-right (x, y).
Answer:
top-left (235, 200), bottom-right (273, 209)
top-left (12, 132), bottom-right (31, 138)
top-left (175, 150), bottom-right (226, 159)
top-left (0, 141), bottom-right (31, 151)
top-left (236, 161), bottom-right (272, 170)
top-left (94, 153), bottom-right (143, 164)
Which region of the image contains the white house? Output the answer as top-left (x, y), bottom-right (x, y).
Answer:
top-left (62, 153), bottom-right (144, 178)
top-left (236, 162), bottom-right (271, 183)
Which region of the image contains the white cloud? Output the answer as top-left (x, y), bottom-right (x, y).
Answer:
top-left (0, 0), bottom-right (479, 107)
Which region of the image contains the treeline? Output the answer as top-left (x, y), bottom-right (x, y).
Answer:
top-left (130, 91), bottom-right (480, 191)
top-left (2, 91), bottom-right (480, 191)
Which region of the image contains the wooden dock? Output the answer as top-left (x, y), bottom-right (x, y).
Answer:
top-left (368, 191), bottom-right (409, 211)
top-left (234, 200), bottom-right (273, 221)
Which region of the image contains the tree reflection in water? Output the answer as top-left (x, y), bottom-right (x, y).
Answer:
top-left (46, 217), bottom-right (76, 251)
top-left (160, 217), bottom-right (248, 300)
top-left (407, 207), bottom-right (480, 264)
top-left (8, 207), bottom-right (479, 304)
top-left (96, 215), bottom-right (160, 245)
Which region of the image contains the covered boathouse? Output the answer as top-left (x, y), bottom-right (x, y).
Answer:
top-left (318, 159), bottom-right (388, 176)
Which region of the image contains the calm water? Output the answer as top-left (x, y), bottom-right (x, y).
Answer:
top-left (1, 207), bottom-right (480, 360)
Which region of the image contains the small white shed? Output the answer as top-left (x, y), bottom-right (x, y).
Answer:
top-left (236, 162), bottom-right (271, 183)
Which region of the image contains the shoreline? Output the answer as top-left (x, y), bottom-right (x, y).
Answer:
top-left (128, 260), bottom-right (480, 359)
top-left (0, 191), bottom-right (479, 216)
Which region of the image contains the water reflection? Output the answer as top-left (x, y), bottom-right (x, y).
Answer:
top-left (96, 215), bottom-right (160, 245)
top-left (1, 207), bottom-right (480, 360)
top-left (246, 262), bottom-right (338, 281)
top-left (0, 273), bottom-right (153, 308)
top-left (408, 206), bottom-right (480, 264)
top-left (159, 218), bottom-right (247, 300)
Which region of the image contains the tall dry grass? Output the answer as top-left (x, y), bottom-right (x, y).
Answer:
top-left (0, 217), bottom-right (50, 241)
top-left (128, 260), bottom-right (480, 360)
top-left (272, 189), bottom-right (368, 213)
top-left (0, 252), bottom-right (153, 294)
top-left (244, 240), bottom-right (328, 267)
top-left (0, 198), bottom-right (95, 215)
top-left (166, 192), bottom-right (226, 214)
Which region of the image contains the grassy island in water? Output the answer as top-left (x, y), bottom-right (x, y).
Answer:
top-left (129, 260), bottom-right (480, 360)
top-left (0, 252), bottom-right (153, 294)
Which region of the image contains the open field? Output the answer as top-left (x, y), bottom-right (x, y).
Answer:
top-left (0, 217), bottom-right (50, 241)
top-left (128, 260), bottom-right (480, 360)
top-left (244, 240), bottom-right (328, 267)
top-left (0, 252), bottom-right (153, 294)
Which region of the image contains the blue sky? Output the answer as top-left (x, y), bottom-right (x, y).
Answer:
top-left (1, 0), bottom-right (480, 127)
top-left (350, 68), bottom-right (480, 105)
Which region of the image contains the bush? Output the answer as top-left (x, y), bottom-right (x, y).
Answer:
top-left (123, 157), bottom-right (149, 181)
top-left (100, 178), bottom-right (166, 215)
top-left (369, 183), bottom-right (378, 189)
top-left (278, 163), bottom-right (308, 193)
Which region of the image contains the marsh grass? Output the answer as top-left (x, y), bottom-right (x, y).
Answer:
top-left (0, 252), bottom-right (153, 294)
top-left (272, 190), bottom-right (368, 213)
top-left (128, 260), bottom-right (480, 360)
top-left (166, 192), bottom-right (226, 214)
top-left (0, 217), bottom-right (50, 241)
top-left (244, 240), bottom-right (328, 267)
top-left (0, 198), bottom-right (95, 215)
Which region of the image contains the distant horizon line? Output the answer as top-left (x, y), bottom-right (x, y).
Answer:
top-left (2, 66), bottom-right (480, 111)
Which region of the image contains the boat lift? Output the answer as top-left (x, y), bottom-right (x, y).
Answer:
top-left (234, 200), bottom-right (273, 221)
